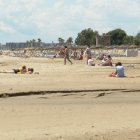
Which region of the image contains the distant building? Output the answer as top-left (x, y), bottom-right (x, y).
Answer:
top-left (96, 34), bottom-right (111, 47)
top-left (6, 42), bottom-right (26, 49)
top-left (4, 42), bottom-right (61, 50)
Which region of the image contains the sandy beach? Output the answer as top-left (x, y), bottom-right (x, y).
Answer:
top-left (0, 53), bottom-right (140, 140)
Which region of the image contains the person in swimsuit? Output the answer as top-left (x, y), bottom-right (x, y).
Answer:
top-left (64, 46), bottom-right (73, 65)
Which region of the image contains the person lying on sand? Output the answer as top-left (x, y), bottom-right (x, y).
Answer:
top-left (109, 62), bottom-right (124, 77)
top-left (0, 65), bottom-right (38, 74)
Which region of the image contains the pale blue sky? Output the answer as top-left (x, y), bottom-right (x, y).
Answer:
top-left (0, 0), bottom-right (140, 44)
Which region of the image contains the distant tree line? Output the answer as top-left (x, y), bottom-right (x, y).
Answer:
top-left (2, 28), bottom-right (140, 50)
top-left (59, 28), bottom-right (140, 47)
top-left (58, 37), bottom-right (73, 46)
top-left (26, 38), bottom-right (42, 48)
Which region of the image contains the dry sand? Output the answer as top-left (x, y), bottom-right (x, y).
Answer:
top-left (0, 53), bottom-right (140, 140)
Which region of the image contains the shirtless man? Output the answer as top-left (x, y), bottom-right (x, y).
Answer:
top-left (64, 46), bottom-right (73, 65)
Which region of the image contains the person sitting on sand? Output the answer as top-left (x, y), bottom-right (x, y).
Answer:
top-left (109, 62), bottom-right (124, 77)
top-left (88, 58), bottom-right (95, 66)
top-left (100, 55), bottom-right (113, 66)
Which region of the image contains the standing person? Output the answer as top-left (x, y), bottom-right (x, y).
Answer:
top-left (64, 46), bottom-right (73, 65)
top-left (85, 46), bottom-right (92, 64)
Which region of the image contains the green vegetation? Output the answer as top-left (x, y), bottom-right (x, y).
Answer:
top-left (74, 28), bottom-right (140, 47)
top-left (107, 28), bottom-right (127, 45)
top-left (66, 37), bottom-right (73, 46)
top-left (75, 28), bottom-right (97, 47)
top-left (58, 28), bottom-right (140, 47)
top-left (26, 38), bottom-right (42, 48)
top-left (134, 32), bottom-right (140, 46)
top-left (58, 37), bottom-right (65, 45)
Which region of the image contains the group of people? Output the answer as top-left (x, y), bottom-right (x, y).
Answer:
top-left (62, 46), bottom-right (85, 65)
top-left (0, 46), bottom-right (125, 78)
top-left (60, 46), bottom-right (113, 66)
top-left (62, 46), bottom-right (125, 78)
top-left (98, 54), bottom-right (113, 66)
top-left (85, 47), bottom-right (113, 67)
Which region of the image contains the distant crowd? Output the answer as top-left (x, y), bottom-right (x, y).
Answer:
top-left (60, 46), bottom-right (125, 78)
top-left (0, 46), bottom-right (127, 78)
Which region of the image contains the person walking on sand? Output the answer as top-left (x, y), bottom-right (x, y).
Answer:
top-left (64, 46), bottom-right (73, 65)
